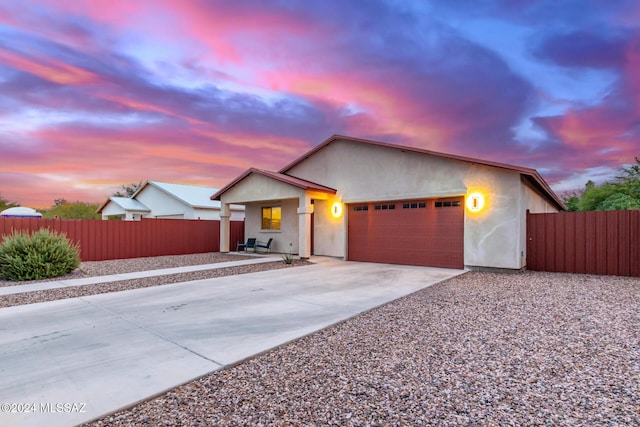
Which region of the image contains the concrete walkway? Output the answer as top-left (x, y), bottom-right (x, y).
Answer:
top-left (0, 254), bottom-right (282, 296)
top-left (0, 257), bottom-right (466, 427)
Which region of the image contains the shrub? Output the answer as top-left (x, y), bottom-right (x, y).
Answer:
top-left (0, 228), bottom-right (80, 281)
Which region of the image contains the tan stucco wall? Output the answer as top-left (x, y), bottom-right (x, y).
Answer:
top-left (312, 196), bottom-right (346, 257)
top-left (462, 168), bottom-right (522, 269)
top-left (518, 179), bottom-right (561, 268)
top-left (285, 138), bottom-right (558, 269)
top-left (244, 198), bottom-right (299, 254)
top-left (220, 174), bottom-right (306, 204)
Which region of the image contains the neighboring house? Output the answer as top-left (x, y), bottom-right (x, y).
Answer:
top-left (212, 135), bottom-right (564, 270)
top-left (97, 197), bottom-right (151, 221)
top-left (98, 181), bottom-right (245, 221)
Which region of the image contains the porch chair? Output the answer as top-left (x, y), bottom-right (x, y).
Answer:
top-left (237, 238), bottom-right (257, 252)
top-left (255, 238), bottom-right (273, 253)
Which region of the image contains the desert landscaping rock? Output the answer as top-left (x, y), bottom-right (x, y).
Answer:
top-left (82, 271), bottom-right (639, 426)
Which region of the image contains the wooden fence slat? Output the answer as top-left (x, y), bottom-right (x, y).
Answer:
top-left (527, 210), bottom-right (639, 277)
top-left (0, 218), bottom-right (243, 261)
top-left (631, 211), bottom-right (640, 277)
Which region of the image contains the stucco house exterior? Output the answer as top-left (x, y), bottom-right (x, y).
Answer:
top-left (98, 181), bottom-right (245, 221)
top-left (212, 135), bottom-right (564, 270)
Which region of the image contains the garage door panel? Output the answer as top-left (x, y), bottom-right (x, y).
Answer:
top-left (348, 198), bottom-right (463, 269)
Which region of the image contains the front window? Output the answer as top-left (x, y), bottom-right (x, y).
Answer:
top-left (262, 206), bottom-right (281, 230)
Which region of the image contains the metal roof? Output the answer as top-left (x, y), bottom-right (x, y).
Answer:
top-left (135, 181), bottom-right (224, 209)
top-left (107, 197), bottom-right (151, 212)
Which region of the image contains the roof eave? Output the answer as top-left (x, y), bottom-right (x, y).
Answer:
top-left (211, 168), bottom-right (336, 201)
top-left (279, 134), bottom-right (564, 210)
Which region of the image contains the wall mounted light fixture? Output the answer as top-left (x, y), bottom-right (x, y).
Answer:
top-left (331, 202), bottom-right (343, 218)
top-left (467, 192), bottom-right (485, 213)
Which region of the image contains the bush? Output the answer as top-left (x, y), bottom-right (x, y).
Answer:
top-left (0, 228), bottom-right (80, 281)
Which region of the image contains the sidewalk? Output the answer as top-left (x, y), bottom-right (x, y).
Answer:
top-left (0, 254), bottom-right (283, 296)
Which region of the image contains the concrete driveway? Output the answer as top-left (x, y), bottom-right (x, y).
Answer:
top-left (0, 258), bottom-right (465, 427)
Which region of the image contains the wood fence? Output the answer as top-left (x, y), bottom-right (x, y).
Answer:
top-left (0, 218), bottom-right (244, 261)
top-left (527, 210), bottom-right (640, 277)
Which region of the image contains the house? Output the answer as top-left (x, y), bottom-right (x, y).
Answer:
top-left (97, 197), bottom-right (151, 221)
top-left (212, 135), bottom-right (564, 270)
top-left (98, 181), bottom-right (245, 221)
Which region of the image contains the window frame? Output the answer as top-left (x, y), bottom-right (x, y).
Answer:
top-left (261, 206), bottom-right (282, 230)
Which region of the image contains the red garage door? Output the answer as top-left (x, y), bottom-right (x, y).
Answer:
top-left (347, 197), bottom-right (464, 268)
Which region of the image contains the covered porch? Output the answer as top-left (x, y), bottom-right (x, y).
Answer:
top-left (211, 168), bottom-right (339, 258)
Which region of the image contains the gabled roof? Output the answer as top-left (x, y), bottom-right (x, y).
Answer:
top-left (280, 134), bottom-right (566, 210)
top-left (211, 168), bottom-right (337, 200)
top-left (97, 197), bottom-right (151, 213)
top-left (134, 181), bottom-right (224, 209)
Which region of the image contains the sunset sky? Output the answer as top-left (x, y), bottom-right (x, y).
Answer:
top-left (1, 0), bottom-right (639, 208)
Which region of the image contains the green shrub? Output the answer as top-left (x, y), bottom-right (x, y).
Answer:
top-left (0, 228), bottom-right (80, 281)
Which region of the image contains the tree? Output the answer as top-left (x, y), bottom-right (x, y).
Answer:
top-left (113, 182), bottom-right (143, 198)
top-left (563, 158), bottom-right (640, 211)
top-left (560, 191), bottom-right (581, 212)
top-left (0, 193), bottom-right (19, 211)
top-left (577, 181), bottom-right (616, 211)
top-left (614, 156), bottom-right (640, 204)
top-left (42, 200), bottom-right (101, 219)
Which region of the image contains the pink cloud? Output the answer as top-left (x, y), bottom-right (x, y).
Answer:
top-left (157, 0), bottom-right (318, 64)
top-left (1, 121), bottom-right (316, 207)
top-left (29, 0), bottom-right (145, 27)
top-left (626, 35), bottom-right (640, 111)
top-left (0, 49), bottom-right (99, 85)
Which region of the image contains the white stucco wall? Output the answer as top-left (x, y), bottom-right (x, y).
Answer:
top-left (285, 138), bottom-right (558, 269)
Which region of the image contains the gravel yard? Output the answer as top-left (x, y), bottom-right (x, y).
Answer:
top-left (0, 252), bottom-right (308, 308)
top-left (83, 270), bottom-right (640, 427)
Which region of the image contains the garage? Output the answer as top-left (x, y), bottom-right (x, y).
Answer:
top-left (215, 135), bottom-right (565, 270)
top-left (347, 197), bottom-right (464, 268)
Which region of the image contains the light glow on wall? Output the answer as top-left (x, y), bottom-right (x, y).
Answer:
top-left (466, 192), bottom-right (485, 213)
top-left (331, 202), bottom-right (343, 218)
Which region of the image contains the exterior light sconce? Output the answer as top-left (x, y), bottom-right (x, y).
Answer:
top-left (331, 202), bottom-right (343, 218)
top-left (467, 192), bottom-right (485, 213)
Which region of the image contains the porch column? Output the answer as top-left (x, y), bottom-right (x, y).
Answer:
top-left (219, 203), bottom-right (231, 253)
top-left (297, 195), bottom-right (314, 259)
